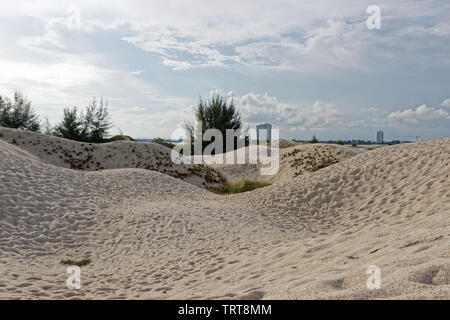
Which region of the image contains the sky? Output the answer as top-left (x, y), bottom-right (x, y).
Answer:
top-left (0, 0), bottom-right (449, 141)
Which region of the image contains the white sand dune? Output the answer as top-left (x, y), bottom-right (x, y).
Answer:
top-left (211, 143), bottom-right (365, 183)
top-left (0, 127), bottom-right (224, 188)
top-left (0, 128), bottom-right (449, 299)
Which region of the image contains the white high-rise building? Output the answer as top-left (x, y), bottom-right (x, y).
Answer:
top-left (376, 130), bottom-right (384, 144)
top-left (256, 123), bottom-right (272, 142)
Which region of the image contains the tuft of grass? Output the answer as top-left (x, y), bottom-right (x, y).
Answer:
top-left (61, 258), bottom-right (91, 267)
top-left (208, 180), bottom-right (270, 194)
top-left (309, 162), bottom-right (331, 172)
top-left (367, 146), bottom-right (384, 151)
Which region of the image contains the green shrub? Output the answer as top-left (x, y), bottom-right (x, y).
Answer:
top-left (208, 180), bottom-right (270, 194)
top-left (61, 258), bottom-right (91, 267)
top-left (152, 137), bottom-right (175, 149)
top-left (309, 162), bottom-right (331, 172)
top-left (367, 146), bottom-right (384, 151)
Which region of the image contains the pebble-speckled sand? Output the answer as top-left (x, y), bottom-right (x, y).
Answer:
top-left (0, 127), bottom-right (449, 299)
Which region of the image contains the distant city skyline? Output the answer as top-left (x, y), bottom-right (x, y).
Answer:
top-left (0, 1), bottom-right (449, 140)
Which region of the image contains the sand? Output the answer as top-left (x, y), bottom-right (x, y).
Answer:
top-left (211, 142), bottom-right (365, 183)
top-left (0, 127), bottom-right (224, 188)
top-left (0, 127), bottom-right (449, 299)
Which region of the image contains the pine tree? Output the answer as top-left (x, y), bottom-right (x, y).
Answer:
top-left (184, 93), bottom-right (246, 152)
top-left (42, 117), bottom-right (55, 135)
top-left (84, 97), bottom-right (113, 143)
top-left (0, 91), bottom-right (40, 131)
top-left (195, 93), bottom-right (242, 135)
top-left (54, 107), bottom-right (86, 141)
top-left (0, 95), bottom-right (10, 127)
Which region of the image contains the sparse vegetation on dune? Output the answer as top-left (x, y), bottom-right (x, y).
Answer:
top-left (152, 137), bottom-right (175, 149)
top-left (60, 258), bottom-right (91, 267)
top-left (0, 126), bottom-right (227, 189)
top-left (208, 180), bottom-right (271, 194)
top-left (367, 146), bottom-right (384, 151)
top-left (309, 162), bottom-right (332, 172)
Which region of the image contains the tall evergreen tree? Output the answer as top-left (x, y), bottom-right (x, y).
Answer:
top-left (54, 107), bottom-right (86, 141)
top-left (84, 97), bottom-right (113, 143)
top-left (0, 95), bottom-right (10, 127)
top-left (184, 93), bottom-right (246, 152)
top-left (42, 117), bottom-right (54, 136)
top-left (0, 91), bottom-right (40, 131)
top-left (195, 93), bottom-right (242, 135)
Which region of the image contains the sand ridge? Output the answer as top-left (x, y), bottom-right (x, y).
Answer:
top-left (211, 142), bottom-right (365, 183)
top-left (0, 127), bottom-right (224, 189)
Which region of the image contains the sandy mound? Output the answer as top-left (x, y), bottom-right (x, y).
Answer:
top-left (211, 143), bottom-right (364, 183)
top-left (0, 127), bottom-right (224, 188)
top-left (272, 139), bottom-right (298, 149)
top-left (0, 128), bottom-right (449, 299)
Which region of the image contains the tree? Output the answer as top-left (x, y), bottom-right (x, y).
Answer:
top-left (42, 117), bottom-right (55, 136)
top-left (0, 91), bottom-right (40, 131)
top-left (310, 135), bottom-right (319, 144)
top-left (84, 97), bottom-right (113, 143)
top-left (196, 93), bottom-right (241, 135)
top-left (184, 93), bottom-right (246, 152)
top-left (0, 95), bottom-right (10, 126)
top-left (54, 106), bottom-right (86, 141)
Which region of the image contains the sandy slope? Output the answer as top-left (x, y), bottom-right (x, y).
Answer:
top-left (0, 127), bottom-right (224, 188)
top-left (0, 129), bottom-right (449, 299)
top-left (211, 143), bottom-right (365, 183)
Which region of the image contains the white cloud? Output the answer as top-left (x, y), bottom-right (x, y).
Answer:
top-left (218, 91), bottom-right (342, 131)
top-left (113, 1), bottom-right (450, 71)
top-left (117, 106), bottom-right (147, 113)
top-left (362, 107), bottom-right (388, 114)
top-left (441, 98), bottom-right (450, 108)
top-left (0, 1), bottom-right (449, 139)
top-left (4, 0), bottom-right (443, 72)
top-left (0, 60), bottom-right (110, 88)
top-left (388, 104), bottom-right (450, 123)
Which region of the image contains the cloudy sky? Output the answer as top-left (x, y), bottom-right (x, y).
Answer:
top-left (0, 0), bottom-right (449, 140)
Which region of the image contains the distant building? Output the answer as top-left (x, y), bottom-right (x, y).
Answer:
top-left (256, 123), bottom-right (272, 142)
top-left (376, 130), bottom-right (384, 144)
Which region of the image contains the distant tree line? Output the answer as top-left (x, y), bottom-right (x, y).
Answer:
top-left (0, 91), bottom-right (113, 143)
